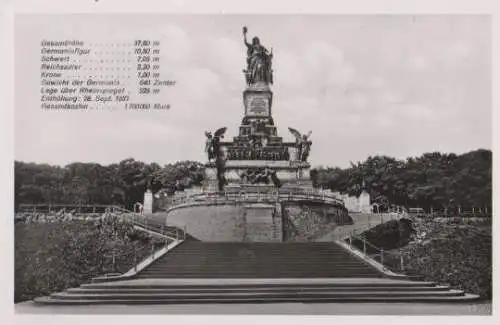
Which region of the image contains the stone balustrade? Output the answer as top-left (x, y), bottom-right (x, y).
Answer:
top-left (166, 189), bottom-right (345, 212)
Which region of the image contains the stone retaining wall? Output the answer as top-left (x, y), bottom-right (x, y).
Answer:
top-left (164, 199), bottom-right (350, 242)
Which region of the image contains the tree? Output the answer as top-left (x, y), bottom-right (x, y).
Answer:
top-left (310, 149), bottom-right (492, 211)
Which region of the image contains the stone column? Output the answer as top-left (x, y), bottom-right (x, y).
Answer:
top-left (143, 189), bottom-right (153, 214)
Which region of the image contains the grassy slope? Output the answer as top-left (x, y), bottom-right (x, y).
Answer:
top-left (15, 218), bottom-right (164, 302)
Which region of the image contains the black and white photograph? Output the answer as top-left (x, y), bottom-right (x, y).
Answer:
top-left (5, 7), bottom-right (494, 318)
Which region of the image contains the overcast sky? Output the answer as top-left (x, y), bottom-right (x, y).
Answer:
top-left (15, 14), bottom-right (491, 168)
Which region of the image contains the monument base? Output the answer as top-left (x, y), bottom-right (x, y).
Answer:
top-left (203, 160), bottom-right (312, 192)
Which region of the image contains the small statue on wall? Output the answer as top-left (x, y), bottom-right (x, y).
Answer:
top-left (269, 168), bottom-right (282, 188)
top-left (288, 127), bottom-right (312, 162)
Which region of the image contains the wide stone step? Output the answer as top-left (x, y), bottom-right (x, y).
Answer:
top-left (50, 289), bottom-right (466, 301)
top-left (67, 285), bottom-right (451, 294)
top-left (139, 268), bottom-right (380, 273)
top-left (145, 259), bottom-right (369, 264)
top-left (140, 266), bottom-right (378, 270)
top-left (167, 244), bottom-right (348, 248)
top-left (156, 253), bottom-right (361, 256)
top-left (151, 254), bottom-right (367, 259)
top-left (161, 252), bottom-right (352, 256)
top-left (165, 244), bottom-right (347, 249)
top-left (145, 260), bottom-right (378, 270)
top-left (146, 263), bottom-right (369, 268)
top-left (136, 273), bottom-right (382, 278)
top-left (149, 259), bottom-right (364, 264)
top-left (158, 252), bottom-right (353, 256)
top-left (139, 271), bottom-right (380, 276)
top-left (81, 279), bottom-right (438, 289)
top-left (35, 293), bottom-right (480, 305)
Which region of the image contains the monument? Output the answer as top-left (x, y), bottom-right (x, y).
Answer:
top-left (203, 27), bottom-right (313, 193)
top-left (154, 27), bottom-right (350, 242)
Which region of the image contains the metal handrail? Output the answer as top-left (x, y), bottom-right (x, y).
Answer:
top-left (344, 209), bottom-right (411, 271)
top-left (348, 209), bottom-right (492, 273)
top-left (104, 205), bottom-right (186, 240)
top-left (96, 207), bottom-right (186, 275)
top-left (102, 235), bottom-right (170, 275)
top-left (347, 231), bottom-right (410, 272)
top-left (102, 241), bottom-right (151, 258)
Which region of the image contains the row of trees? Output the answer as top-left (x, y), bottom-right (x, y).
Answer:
top-left (15, 149), bottom-right (491, 212)
top-left (15, 159), bottom-right (204, 210)
top-left (310, 149), bottom-right (492, 211)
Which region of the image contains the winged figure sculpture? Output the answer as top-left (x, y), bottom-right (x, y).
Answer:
top-left (205, 127), bottom-right (227, 162)
top-left (288, 127), bottom-right (312, 162)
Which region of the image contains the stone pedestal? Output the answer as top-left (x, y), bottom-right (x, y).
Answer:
top-left (243, 82), bottom-right (273, 118)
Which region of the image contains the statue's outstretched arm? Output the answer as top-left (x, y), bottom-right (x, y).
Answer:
top-left (243, 26), bottom-right (251, 48)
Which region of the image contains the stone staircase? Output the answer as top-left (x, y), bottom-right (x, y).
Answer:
top-left (35, 240), bottom-right (480, 304)
top-left (136, 240), bottom-right (381, 278)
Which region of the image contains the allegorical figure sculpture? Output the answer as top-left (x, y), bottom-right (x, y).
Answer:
top-left (204, 132), bottom-right (214, 161)
top-left (205, 127), bottom-right (227, 191)
top-left (243, 26), bottom-right (273, 85)
top-left (239, 168), bottom-right (281, 187)
top-left (288, 127), bottom-right (312, 162)
top-left (205, 127), bottom-right (227, 162)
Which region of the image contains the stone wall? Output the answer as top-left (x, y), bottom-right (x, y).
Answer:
top-left (163, 199), bottom-right (349, 242)
top-left (282, 202), bottom-right (352, 242)
top-left (165, 203), bottom-right (281, 242)
top-left (242, 203), bottom-right (280, 242)
top-left (166, 204), bottom-right (246, 241)
top-left (320, 189), bottom-right (371, 213)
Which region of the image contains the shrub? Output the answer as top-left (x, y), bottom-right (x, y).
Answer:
top-left (350, 219), bottom-right (415, 253)
top-left (399, 224), bottom-right (492, 298)
top-left (360, 219), bottom-right (492, 299)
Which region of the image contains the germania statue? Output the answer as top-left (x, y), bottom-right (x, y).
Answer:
top-left (243, 26), bottom-right (273, 85)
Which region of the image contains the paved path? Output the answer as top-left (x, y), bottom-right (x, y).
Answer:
top-left (318, 213), bottom-right (402, 241)
top-left (15, 301), bottom-right (491, 315)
